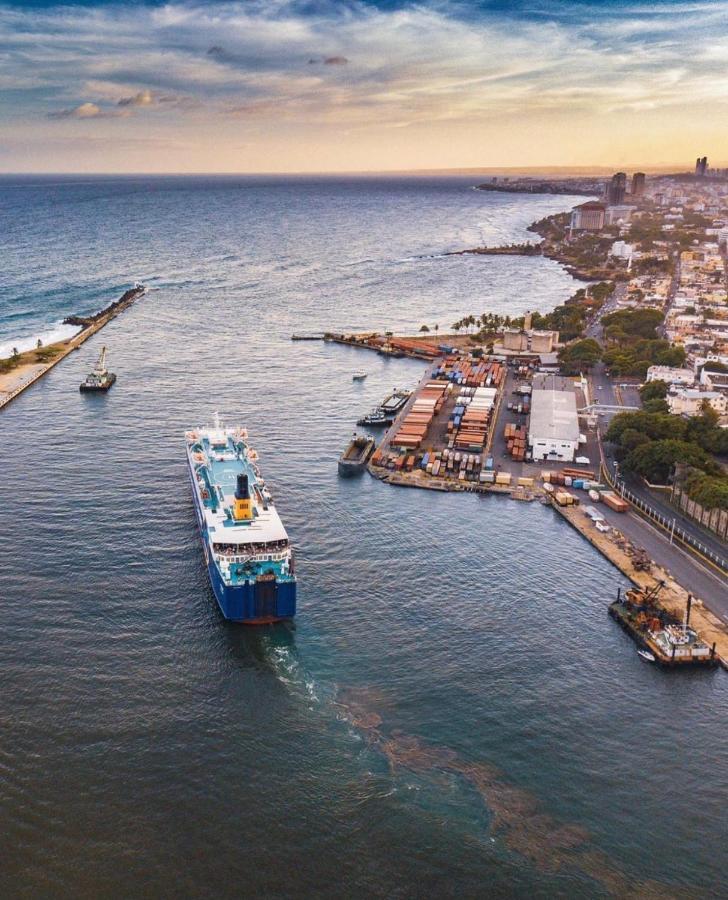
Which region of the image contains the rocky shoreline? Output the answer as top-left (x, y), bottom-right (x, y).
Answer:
top-left (451, 195), bottom-right (620, 282)
top-left (63, 285), bottom-right (145, 327)
top-left (476, 182), bottom-right (598, 196)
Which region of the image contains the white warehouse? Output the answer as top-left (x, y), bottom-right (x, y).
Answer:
top-left (528, 375), bottom-right (580, 462)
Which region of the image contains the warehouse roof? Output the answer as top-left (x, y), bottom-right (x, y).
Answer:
top-left (529, 375), bottom-right (580, 444)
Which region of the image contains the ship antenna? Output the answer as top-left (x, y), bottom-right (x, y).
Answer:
top-left (214, 410), bottom-right (220, 431)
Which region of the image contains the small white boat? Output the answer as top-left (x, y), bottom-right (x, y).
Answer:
top-left (638, 649), bottom-right (656, 663)
top-left (352, 371), bottom-right (368, 381)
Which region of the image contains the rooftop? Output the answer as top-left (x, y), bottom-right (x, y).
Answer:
top-left (529, 374), bottom-right (580, 444)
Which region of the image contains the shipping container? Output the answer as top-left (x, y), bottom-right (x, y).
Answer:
top-left (602, 492), bottom-right (629, 513)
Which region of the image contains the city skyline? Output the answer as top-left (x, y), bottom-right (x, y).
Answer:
top-left (3, 0), bottom-right (728, 173)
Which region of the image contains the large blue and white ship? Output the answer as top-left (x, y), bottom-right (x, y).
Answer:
top-left (185, 415), bottom-right (296, 624)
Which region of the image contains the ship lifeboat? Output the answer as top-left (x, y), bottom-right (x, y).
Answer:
top-left (248, 448), bottom-right (259, 461)
top-left (236, 427), bottom-right (248, 440)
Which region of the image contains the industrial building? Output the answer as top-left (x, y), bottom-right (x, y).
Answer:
top-left (502, 328), bottom-right (528, 351)
top-left (528, 374), bottom-right (580, 462)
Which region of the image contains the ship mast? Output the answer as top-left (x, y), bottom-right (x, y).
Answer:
top-left (95, 346), bottom-right (107, 375)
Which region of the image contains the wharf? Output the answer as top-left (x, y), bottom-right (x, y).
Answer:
top-left (608, 600), bottom-right (717, 668)
top-left (0, 286), bottom-right (145, 412)
top-left (552, 501), bottom-right (728, 670)
top-left (324, 331), bottom-right (444, 361)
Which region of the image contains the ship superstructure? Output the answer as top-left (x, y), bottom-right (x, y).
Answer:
top-left (79, 346), bottom-right (116, 392)
top-left (185, 415), bottom-right (296, 623)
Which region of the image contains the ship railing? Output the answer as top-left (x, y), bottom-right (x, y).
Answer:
top-left (215, 550), bottom-right (288, 563)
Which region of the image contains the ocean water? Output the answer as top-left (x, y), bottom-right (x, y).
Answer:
top-left (0, 175), bottom-right (726, 898)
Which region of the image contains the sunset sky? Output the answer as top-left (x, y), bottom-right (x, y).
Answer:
top-left (2, 0), bottom-right (727, 173)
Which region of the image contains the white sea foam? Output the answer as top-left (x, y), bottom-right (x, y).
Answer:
top-left (0, 323), bottom-right (82, 359)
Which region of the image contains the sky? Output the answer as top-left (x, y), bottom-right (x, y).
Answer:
top-left (1, 0), bottom-right (728, 173)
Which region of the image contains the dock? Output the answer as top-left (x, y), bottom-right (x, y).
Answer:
top-left (0, 285), bottom-right (146, 412)
top-left (324, 331), bottom-right (447, 361)
top-left (552, 501), bottom-right (728, 669)
top-left (323, 330), bottom-right (728, 671)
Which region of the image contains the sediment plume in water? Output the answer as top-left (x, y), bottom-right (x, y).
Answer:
top-left (335, 688), bottom-right (673, 899)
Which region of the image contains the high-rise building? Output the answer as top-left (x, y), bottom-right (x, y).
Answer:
top-left (631, 172), bottom-right (646, 196)
top-left (607, 172), bottom-right (627, 205)
top-left (695, 156), bottom-right (708, 176)
top-left (570, 201), bottom-right (606, 231)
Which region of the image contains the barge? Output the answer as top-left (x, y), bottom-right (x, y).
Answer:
top-left (185, 415), bottom-right (296, 623)
top-left (357, 389), bottom-right (411, 427)
top-left (338, 434), bottom-right (375, 476)
top-left (609, 584), bottom-right (717, 668)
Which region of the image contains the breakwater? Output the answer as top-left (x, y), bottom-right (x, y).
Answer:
top-left (0, 284), bottom-right (145, 411)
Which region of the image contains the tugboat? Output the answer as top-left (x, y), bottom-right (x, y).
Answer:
top-left (79, 346), bottom-right (116, 392)
top-left (356, 388), bottom-right (411, 427)
top-left (338, 434), bottom-right (375, 476)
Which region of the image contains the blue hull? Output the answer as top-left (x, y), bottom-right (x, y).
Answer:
top-left (188, 460), bottom-right (296, 624)
top-left (207, 558), bottom-right (296, 623)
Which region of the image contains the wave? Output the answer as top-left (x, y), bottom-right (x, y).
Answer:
top-left (0, 322), bottom-right (82, 359)
top-left (396, 253), bottom-right (450, 262)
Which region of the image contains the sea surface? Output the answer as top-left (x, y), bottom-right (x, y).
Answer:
top-left (0, 176), bottom-right (726, 898)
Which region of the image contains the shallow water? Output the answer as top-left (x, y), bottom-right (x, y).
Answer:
top-left (0, 176), bottom-right (726, 898)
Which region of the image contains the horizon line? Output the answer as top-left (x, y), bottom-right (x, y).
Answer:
top-left (0, 164), bottom-right (708, 179)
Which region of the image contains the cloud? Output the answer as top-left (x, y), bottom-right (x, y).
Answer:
top-left (117, 89), bottom-right (154, 107)
top-left (48, 101), bottom-right (106, 119)
top-left (308, 56), bottom-right (349, 65)
top-left (5, 0), bottom-right (728, 150)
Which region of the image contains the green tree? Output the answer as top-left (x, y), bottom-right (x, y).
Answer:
top-left (558, 338), bottom-right (602, 373)
top-left (639, 380), bottom-right (668, 402)
top-left (625, 439), bottom-right (712, 484)
top-left (419, 324), bottom-right (430, 333)
top-left (643, 398), bottom-right (669, 413)
top-left (686, 473), bottom-right (728, 510)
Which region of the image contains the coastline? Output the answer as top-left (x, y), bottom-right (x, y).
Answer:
top-left (0, 285), bottom-right (146, 410)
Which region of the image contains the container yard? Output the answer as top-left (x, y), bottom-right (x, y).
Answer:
top-left (370, 354), bottom-right (506, 487)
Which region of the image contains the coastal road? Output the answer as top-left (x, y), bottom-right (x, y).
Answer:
top-left (600, 439), bottom-right (728, 570)
top-left (597, 503), bottom-right (728, 624)
top-left (585, 280), bottom-right (626, 342)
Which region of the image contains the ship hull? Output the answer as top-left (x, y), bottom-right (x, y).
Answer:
top-left (187, 458), bottom-right (296, 624)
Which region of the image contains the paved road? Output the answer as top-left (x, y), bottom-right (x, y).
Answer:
top-left (597, 504), bottom-right (728, 624)
top-left (658, 252), bottom-right (681, 339)
top-left (600, 441), bottom-right (728, 568)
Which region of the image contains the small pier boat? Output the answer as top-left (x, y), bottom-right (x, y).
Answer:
top-left (356, 389), bottom-right (411, 427)
top-left (637, 650), bottom-right (656, 663)
top-left (79, 346), bottom-right (116, 392)
top-left (338, 434), bottom-right (375, 476)
top-left (352, 371), bottom-right (368, 381)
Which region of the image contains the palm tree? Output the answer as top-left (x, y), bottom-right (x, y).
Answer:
top-left (419, 324), bottom-right (430, 333)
